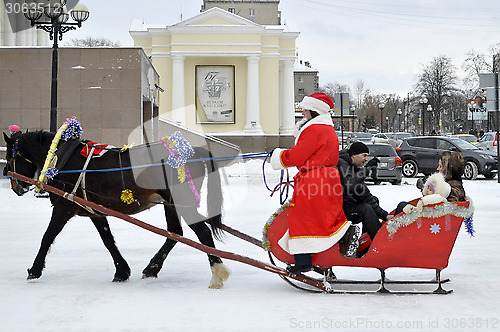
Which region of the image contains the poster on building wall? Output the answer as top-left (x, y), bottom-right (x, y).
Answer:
top-left (196, 65), bottom-right (235, 123)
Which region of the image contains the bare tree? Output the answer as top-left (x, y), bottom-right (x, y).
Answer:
top-left (363, 94), bottom-right (387, 132)
top-left (462, 50), bottom-right (489, 91)
top-left (353, 80), bottom-right (369, 107)
top-left (319, 82), bottom-right (350, 96)
top-left (462, 43), bottom-right (500, 90)
top-left (69, 36), bottom-right (120, 47)
top-left (415, 56), bottom-right (459, 134)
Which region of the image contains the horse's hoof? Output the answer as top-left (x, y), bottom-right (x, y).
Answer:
top-left (141, 272), bottom-right (158, 279)
top-left (27, 268), bottom-right (41, 280)
top-left (209, 282), bottom-right (223, 289)
top-left (112, 276), bottom-right (129, 282)
top-left (142, 264), bottom-right (160, 279)
top-left (209, 263), bottom-right (231, 289)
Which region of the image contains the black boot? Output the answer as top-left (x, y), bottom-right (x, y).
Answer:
top-left (286, 264), bottom-right (313, 275)
top-left (343, 225), bottom-right (360, 258)
top-left (286, 253), bottom-right (313, 275)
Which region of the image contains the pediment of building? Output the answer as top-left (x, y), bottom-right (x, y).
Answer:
top-left (173, 7), bottom-right (261, 27)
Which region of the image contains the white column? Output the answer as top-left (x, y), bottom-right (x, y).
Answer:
top-left (30, 26), bottom-right (37, 46)
top-left (171, 55), bottom-right (186, 125)
top-left (280, 59), bottom-right (295, 135)
top-left (244, 55), bottom-right (263, 133)
top-left (3, 1), bottom-right (16, 46)
top-left (37, 28), bottom-right (48, 46)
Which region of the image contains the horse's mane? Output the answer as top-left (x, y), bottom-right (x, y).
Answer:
top-left (18, 130), bottom-right (55, 164)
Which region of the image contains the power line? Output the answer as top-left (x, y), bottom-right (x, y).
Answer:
top-left (286, 0), bottom-right (500, 32)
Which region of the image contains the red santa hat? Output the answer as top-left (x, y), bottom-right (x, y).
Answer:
top-left (298, 93), bottom-right (334, 115)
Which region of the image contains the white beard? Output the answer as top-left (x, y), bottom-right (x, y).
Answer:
top-left (294, 117), bottom-right (308, 137)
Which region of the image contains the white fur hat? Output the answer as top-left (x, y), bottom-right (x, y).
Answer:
top-left (423, 173), bottom-right (451, 198)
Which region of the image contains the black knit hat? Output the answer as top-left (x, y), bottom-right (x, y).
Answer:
top-left (348, 142), bottom-right (369, 156)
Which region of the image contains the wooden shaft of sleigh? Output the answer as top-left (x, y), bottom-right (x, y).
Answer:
top-left (8, 171), bottom-right (329, 292)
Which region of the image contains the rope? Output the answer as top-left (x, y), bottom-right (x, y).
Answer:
top-left (56, 152), bottom-right (269, 174)
top-left (262, 151), bottom-right (292, 205)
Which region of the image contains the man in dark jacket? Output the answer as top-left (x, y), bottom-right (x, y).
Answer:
top-left (365, 156), bottom-right (380, 184)
top-left (337, 142), bottom-right (390, 243)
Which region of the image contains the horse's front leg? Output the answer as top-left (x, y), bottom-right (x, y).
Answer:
top-left (27, 205), bottom-right (74, 280)
top-left (90, 216), bottom-right (131, 282)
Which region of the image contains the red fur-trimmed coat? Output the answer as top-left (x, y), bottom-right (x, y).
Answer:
top-left (270, 114), bottom-right (350, 254)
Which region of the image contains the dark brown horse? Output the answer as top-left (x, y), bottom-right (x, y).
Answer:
top-left (2, 130), bottom-right (230, 288)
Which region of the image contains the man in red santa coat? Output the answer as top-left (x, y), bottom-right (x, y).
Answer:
top-left (270, 92), bottom-right (352, 274)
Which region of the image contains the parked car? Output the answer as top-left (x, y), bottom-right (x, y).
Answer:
top-left (476, 131), bottom-right (498, 151)
top-left (371, 132), bottom-right (413, 148)
top-left (371, 132), bottom-right (391, 145)
top-left (451, 134), bottom-right (478, 145)
top-left (365, 143), bottom-right (402, 185)
top-left (346, 132), bottom-right (373, 146)
top-left (396, 136), bottom-right (498, 180)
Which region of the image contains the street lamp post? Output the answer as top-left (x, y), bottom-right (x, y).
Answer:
top-left (385, 116), bottom-right (389, 132)
top-left (427, 105), bottom-right (433, 134)
top-left (470, 100), bottom-right (476, 133)
top-left (350, 104), bottom-right (356, 131)
top-left (397, 108), bottom-right (402, 132)
top-left (379, 102), bottom-right (385, 132)
top-left (419, 95), bottom-right (428, 135)
top-left (24, 0), bottom-right (90, 133)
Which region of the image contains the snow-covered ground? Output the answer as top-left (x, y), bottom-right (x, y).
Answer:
top-left (1, 160), bottom-right (499, 331)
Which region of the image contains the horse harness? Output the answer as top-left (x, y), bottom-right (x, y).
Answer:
top-left (8, 138), bottom-right (120, 215)
top-left (63, 141), bottom-right (119, 215)
top-left (4, 139), bottom-right (37, 193)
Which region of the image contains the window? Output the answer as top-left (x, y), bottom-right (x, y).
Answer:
top-left (228, 8), bottom-right (235, 13)
top-left (298, 88), bottom-right (305, 95)
top-left (249, 8), bottom-right (255, 16)
top-left (406, 138), bottom-right (417, 146)
top-left (414, 138), bottom-right (435, 149)
top-left (436, 139), bottom-right (454, 150)
top-left (298, 77), bottom-right (304, 83)
top-left (480, 134), bottom-right (492, 142)
top-left (368, 145), bottom-right (397, 157)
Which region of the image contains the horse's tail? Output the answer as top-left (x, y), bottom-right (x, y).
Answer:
top-left (195, 147), bottom-right (224, 241)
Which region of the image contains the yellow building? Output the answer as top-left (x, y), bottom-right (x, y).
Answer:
top-left (130, 7), bottom-right (299, 150)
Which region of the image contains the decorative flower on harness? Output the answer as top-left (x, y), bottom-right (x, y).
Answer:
top-left (161, 132), bottom-right (194, 168)
top-left (38, 117), bottom-right (83, 190)
top-left (61, 117), bottom-right (83, 141)
top-left (160, 131), bottom-right (201, 207)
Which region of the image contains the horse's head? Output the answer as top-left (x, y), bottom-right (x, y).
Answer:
top-left (3, 132), bottom-right (39, 196)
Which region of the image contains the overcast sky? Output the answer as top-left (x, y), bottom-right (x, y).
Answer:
top-left (66, 0), bottom-right (500, 97)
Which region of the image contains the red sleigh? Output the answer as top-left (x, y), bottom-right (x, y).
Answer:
top-left (263, 199), bottom-right (474, 294)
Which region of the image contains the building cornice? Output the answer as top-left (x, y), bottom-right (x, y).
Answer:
top-left (150, 51), bottom-right (263, 58)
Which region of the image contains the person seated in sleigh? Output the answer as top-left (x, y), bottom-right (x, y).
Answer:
top-left (395, 151), bottom-right (467, 215)
top-left (269, 93), bottom-right (352, 274)
top-left (337, 142), bottom-right (391, 257)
